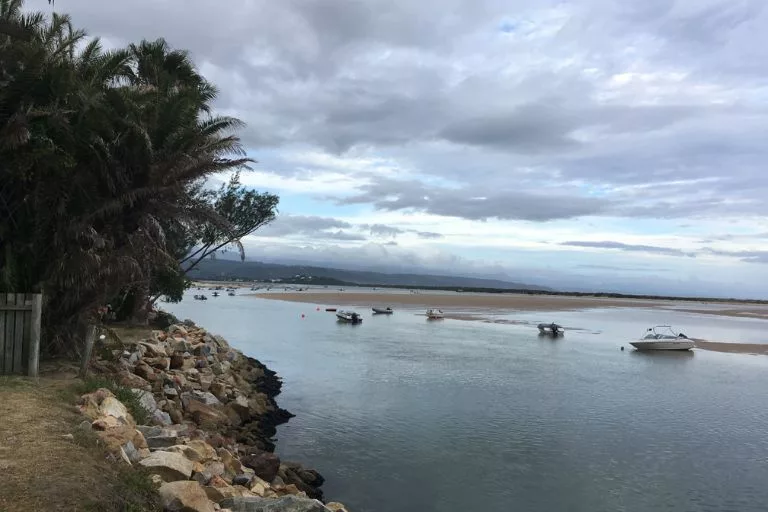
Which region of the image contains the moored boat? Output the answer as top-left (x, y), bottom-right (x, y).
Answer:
top-left (538, 323), bottom-right (564, 336)
top-left (336, 310), bottom-right (363, 324)
top-left (372, 307), bottom-right (393, 315)
top-left (426, 308), bottom-right (444, 319)
top-left (630, 326), bottom-right (694, 351)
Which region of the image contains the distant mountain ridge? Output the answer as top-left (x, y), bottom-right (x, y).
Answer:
top-left (188, 259), bottom-right (552, 291)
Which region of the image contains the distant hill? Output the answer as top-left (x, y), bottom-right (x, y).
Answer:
top-left (187, 259), bottom-right (552, 291)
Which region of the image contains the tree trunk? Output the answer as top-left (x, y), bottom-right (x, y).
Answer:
top-left (130, 281), bottom-right (151, 325)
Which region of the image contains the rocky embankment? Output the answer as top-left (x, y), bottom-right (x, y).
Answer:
top-left (79, 322), bottom-right (349, 512)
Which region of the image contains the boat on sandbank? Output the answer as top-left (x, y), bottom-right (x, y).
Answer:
top-left (630, 326), bottom-right (694, 351)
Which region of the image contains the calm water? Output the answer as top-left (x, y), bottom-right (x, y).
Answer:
top-left (166, 292), bottom-right (768, 512)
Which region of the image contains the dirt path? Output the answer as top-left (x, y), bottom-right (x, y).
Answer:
top-left (0, 362), bottom-right (155, 512)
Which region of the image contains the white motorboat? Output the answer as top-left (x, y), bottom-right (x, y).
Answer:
top-left (630, 326), bottom-right (694, 351)
top-left (372, 307), bottom-right (393, 315)
top-left (336, 310), bottom-right (363, 324)
top-left (426, 308), bottom-right (444, 319)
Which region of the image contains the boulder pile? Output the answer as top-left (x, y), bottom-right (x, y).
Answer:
top-left (78, 322), bottom-right (350, 512)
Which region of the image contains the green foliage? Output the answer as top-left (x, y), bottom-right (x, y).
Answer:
top-left (77, 376), bottom-right (150, 425)
top-left (0, 0), bottom-right (278, 353)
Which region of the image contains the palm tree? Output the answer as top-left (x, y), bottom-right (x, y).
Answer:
top-left (1, 1), bottom-right (272, 354)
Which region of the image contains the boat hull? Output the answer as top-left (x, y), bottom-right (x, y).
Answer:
top-left (630, 340), bottom-right (694, 351)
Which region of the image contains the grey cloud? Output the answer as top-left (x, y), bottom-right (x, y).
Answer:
top-left (256, 215), bottom-right (366, 241)
top-left (364, 224), bottom-right (405, 238)
top-left (562, 241), bottom-right (696, 257)
top-left (702, 248), bottom-right (768, 264)
top-left (416, 232), bottom-right (443, 240)
top-left (41, 0), bottom-right (768, 222)
top-left (338, 178), bottom-right (609, 221)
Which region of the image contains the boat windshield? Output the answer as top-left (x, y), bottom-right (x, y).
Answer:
top-left (642, 325), bottom-right (682, 339)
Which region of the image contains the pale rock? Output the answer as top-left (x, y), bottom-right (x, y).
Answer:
top-left (139, 451), bottom-right (195, 481)
top-left (218, 496), bottom-right (329, 512)
top-left (140, 340), bottom-right (168, 357)
top-left (168, 324), bottom-right (189, 337)
top-left (186, 400), bottom-right (229, 428)
top-left (218, 448), bottom-right (244, 478)
top-left (132, 389), bottom-right (159, 414)
top-left (116, 370), bottom-right (151, 390)
top-left (152, 409), bottom-right (173, 426)
top-left (199, 374), bottom-right (214, 392)
top-left (325, 503), bottom-right (349, 512)
top-left (209, 381), bottom-right (228, 401)
top-left (230, 395), bottom-right (250, 420)
top-left (166, 440), bottom-right (217, 463)
top-left (159, 481), bottom-right (215, 512)
top-left (213, 335), bottom-right (230, 351)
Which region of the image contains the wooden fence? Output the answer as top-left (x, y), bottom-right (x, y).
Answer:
top-left (0, 293), bottom-right (42, 377)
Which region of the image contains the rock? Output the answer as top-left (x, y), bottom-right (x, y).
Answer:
top-left (169, 325), bottom-right (189, 337)
top-left (139, 451), bottom-right (195, 481)
top-left (209, 381), bottom-right (228, 402)
top-left (230, 395), bottom-right (250, 420)
top-left (249, 476), bottom-right (270, 497)
top-left (186, 400), bottom-right (229, 428)
top-left (166, 441), bottom-right (217, 463)
top-left (203, 461), bottom-right (226, 478)
top-left (218, 448), bottom-right (245, 478)
top-left (164, 386), bottom-right (179, 398)
top-left (134, 362), bottom-right (156, 381)
top-left (241, 452), bottom-right (280, 482)
top-left (98, 426), bottom-right (150, 462)
top-left (152, 409), bottom-right (173, 426)
top-left (146, 357), bottom-right (171, 371)
top-left (199, 374), bottom-right (214, 393)
top-left (132, 389), bottom-right (159, 414)
top-left (218, 496), bottom-right (329, 512)
top-left (182, 391), bottom-right (222, 407)
top-left (170, 353), bottom-right (185, 370)
top-left (203, 475), bottom-right (256, 502)
top-left (282, 468), bottom-right (321, 500)
top-left (248, 394), bottom-right (270, 417)
top-left (139, 340), bottom-right (168, 358)
top-left (159, 481), bottom-right (215, 512)
top-left (192, 470), bottom-right (214, 486)
top-left (213, 336), bottom-right (230, 351)
top-left (233, 474), bottom-right (252, 487)
top-left (297, 469), bottom-right (324, 488)
top-left (138, 426), bottom-right (180, 449)
top-left (98, 397), bottom-right (133, 426)
top-left (325, 504), bottom-right (349, 512)
top-left (116, 370), bottom-right (151, 390)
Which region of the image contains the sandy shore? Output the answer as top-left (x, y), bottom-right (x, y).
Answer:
top-left (255, 291), bottom-right (768, 356)
top-left (256, 291), bottom-right (669, 311)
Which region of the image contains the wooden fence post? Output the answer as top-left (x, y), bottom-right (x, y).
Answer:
top-left (27, 294), bottom-right (42, 378)
top-left (79, 325), bottom-right (98, 379)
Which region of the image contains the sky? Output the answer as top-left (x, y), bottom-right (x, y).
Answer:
top-left (32, 0), bottom-right (768, 298)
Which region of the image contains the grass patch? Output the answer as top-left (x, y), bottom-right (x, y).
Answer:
top-left (82, 466), bottom-right (161, 512)
top-left (77, 376), bottom-right (151, 425)
top-left (0, 376), bottom-right (35, 389)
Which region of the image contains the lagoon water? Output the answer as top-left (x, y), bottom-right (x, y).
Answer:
top-left (166, 291), bottom-right (768, 512)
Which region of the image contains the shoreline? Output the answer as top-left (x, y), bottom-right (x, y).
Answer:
top-left (254, 291), bottom-right (768, 356)
top-left (79, 313), bottom-right (349, 511)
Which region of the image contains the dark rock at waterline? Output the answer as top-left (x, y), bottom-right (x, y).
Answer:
top-left (233, 474), bottom-right (252, 486)
top-left (241, 451), bottom-right (281, 482)
top-left (220, 496), bottom-right (329, 512)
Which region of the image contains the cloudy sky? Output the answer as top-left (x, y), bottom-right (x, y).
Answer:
top-left (35, 0), bottom-right (768, 297)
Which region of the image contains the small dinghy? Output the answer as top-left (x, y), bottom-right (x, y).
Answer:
top-left (372, 307), bottom-right (393, 315)
top-left (336, 310), bottom-right (363, 324)
top-left (538, 323), bottom-right (564, 336)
